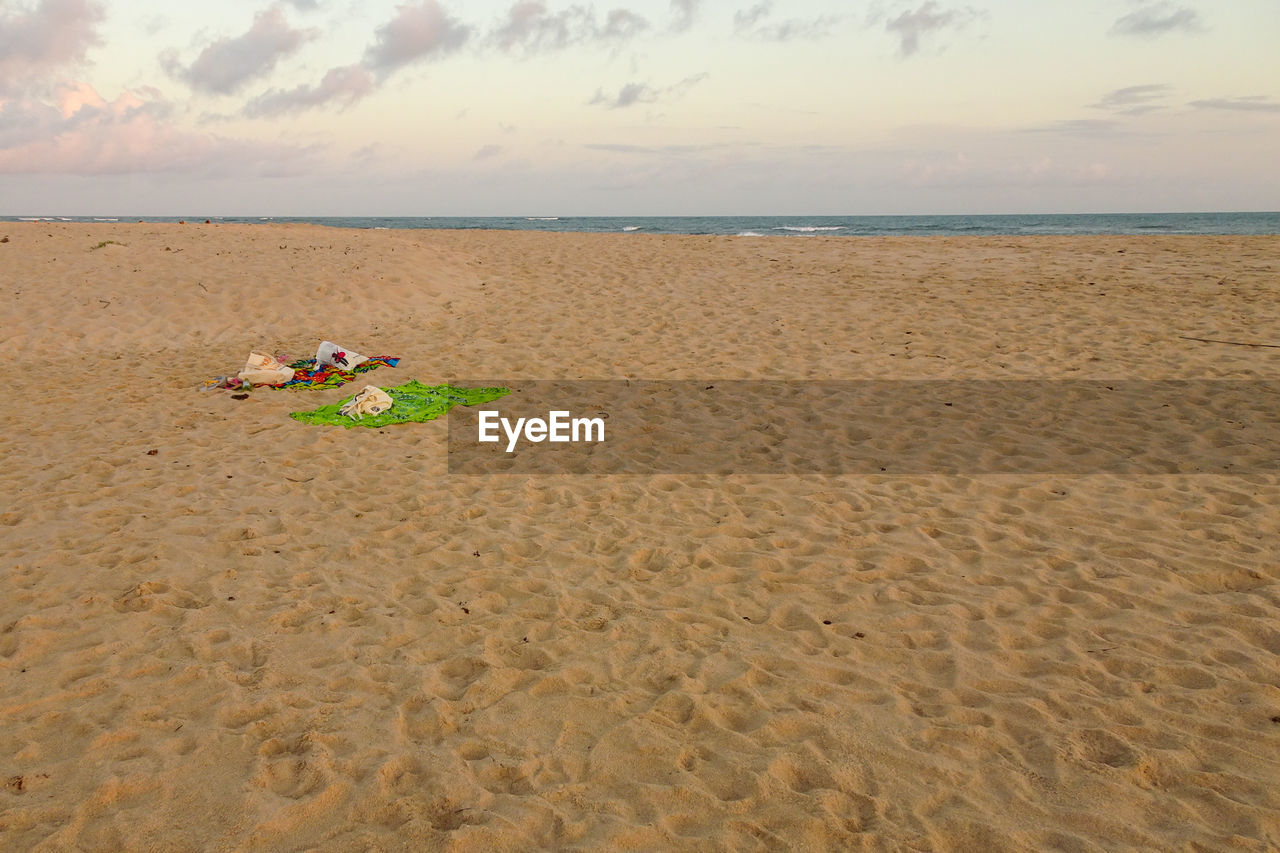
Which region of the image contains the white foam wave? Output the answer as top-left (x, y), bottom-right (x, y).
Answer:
top-left (622, 225), bottom-right (641, 231)
top-left (526, 216), bottom-right (559, 221)
top-left (736, 230), bottom-right (767, 237)
top-left (773, 225), bottom-right (843, 232)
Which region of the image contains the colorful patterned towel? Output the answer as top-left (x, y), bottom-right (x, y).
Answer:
top-left (279, 356), bottom-right (400, 389)
top-left (290, 381), bottom-right (509, 428)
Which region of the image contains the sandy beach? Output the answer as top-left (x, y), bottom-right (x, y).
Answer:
top-left (2, 222), bottom-right (1279, 850)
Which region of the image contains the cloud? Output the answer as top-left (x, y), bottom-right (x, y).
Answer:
top-left (0, 8), bottom-right (316, 176)
top-left (234, 2), bottom-right (658, 119)
top-left (473, 144), bottom-right (504, 160)
top-left (0, 81), bottom-right (310, 176)
top-left (491, 2), bottom-right (649, 53)
top-left (883, 2), bottom-right (983, 57)
top-left (0, 94), bottom-right (66, 150)
top-left (364, 0), bottom-right (470, 76)
top-left (896, 152), bottom-right (1114, 189)
top-left (163, 7), bottom-right (315, 95)
top-left (0, 0), bottom-right (105, 95)
top-left (243, 64), bottom-right (375, 117)
top-left (669, 0), bottom-right (700, 32)
top-left (589, 73), bottom-right (707, 109)
top-left (599, 7), bottom-right (648, 39)
top-left (584, 142), bottom-right (729, 155)
top-left (734, 1), bottom-right (841, 40)
top-left (1018, 115), bottom-right (1157, 138)
top-left (238, 2), bottom-right (471, 119)
top-left (733, 3), bottom-right (769, 30)
top-left (1110, 3), bottom-right (1203, 37)
top-left (1091, 84), bottom-right (1170, 115)
top-left (590, 81), bottom-right (653, 109)
top-left (1026, 118), bottom-right (1121, 136)
top-left (1189, 95), bottom-right (1280, 113)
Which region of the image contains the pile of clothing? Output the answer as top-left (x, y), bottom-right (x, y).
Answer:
top-left (338, 385), bottom-right (393, 419)
top-left (203, 340), bottom-right (400, 392)
top-left (202, 339), bottom-right (507, 426)
top-left (202, 340), bottom-right (401, 420)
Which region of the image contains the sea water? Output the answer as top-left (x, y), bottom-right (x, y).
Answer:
top-left (4, 212), bottom-right (1278, 236)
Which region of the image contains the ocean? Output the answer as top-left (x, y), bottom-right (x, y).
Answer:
top-left (4, 212), bottom-right (1278, 236)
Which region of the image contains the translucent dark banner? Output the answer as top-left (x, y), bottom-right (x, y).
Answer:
top-left (446, 381), bottom-right (1280, 474)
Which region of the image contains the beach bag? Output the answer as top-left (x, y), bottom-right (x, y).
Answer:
top-left (316, 340), bottom-right (369, 371)
top-left (340, 386), bottom-right (393, 419)
top-left (236, 351), bottom-right (294, 386)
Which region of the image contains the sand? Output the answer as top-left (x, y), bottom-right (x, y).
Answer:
top-left (2, 222), bottom-right (1278, 851)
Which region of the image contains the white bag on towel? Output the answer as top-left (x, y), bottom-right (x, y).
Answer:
top-left (237, 352), bottom-right (294, 386)
top-left (316, 341), bottom-right (369, 371)
top-left (340, 386), bottom-right (393, 419)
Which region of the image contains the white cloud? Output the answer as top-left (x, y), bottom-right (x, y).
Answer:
top-left (0, 82), bottom-right (309, 175)
top-left (1189, 95), bottom-right (1280, 113)
top-left (491, 1), bottom-right (649, 54)
top-left (243, 64), bottom-right (375, 117)
top-left (883, 2), bottom-right (984, 57)
top-left (0, 0), bottom-right (105, 96)
top-left (588, 73), bottom-right (707, 108)
top-left (364, 0), bottom-right (470, 76)
top-left (1110, 3), bottom-right (1203, 37)
top-left (1090, 84), bottom-right (1171, 116)
top-left (669, 0), bottom-right (700, 32)
top-left (163, 6), bottom-right (315, 95)
top-left (734, 1), bottom-right (841, 41)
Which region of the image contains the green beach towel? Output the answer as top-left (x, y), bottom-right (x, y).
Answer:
top-left (290, 380), bottom-right (509, 428)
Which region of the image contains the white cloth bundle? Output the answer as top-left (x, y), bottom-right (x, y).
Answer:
top-left (236, 352), bottom-right (294, 386)
top-left (316, 341), bottom-right (369, 371)
top-left (340, 385), bottom-right (393, 419)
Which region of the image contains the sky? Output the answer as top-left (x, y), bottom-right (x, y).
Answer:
top-left (1, 0), bottom-right (1277, 215)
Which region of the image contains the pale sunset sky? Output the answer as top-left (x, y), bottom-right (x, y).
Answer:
top-left (1, 0), bottom-right (1276, 215)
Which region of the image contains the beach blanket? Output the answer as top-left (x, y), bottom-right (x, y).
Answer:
top-left (290, 380), bottom-right (509, 428)
top-left (279, 356), bottom-right (400, 389)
